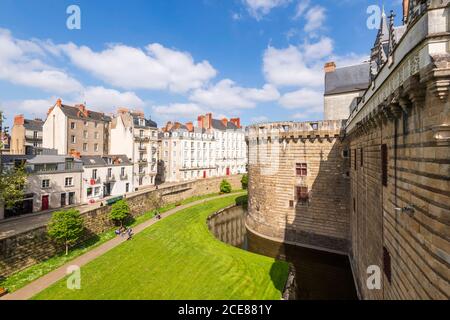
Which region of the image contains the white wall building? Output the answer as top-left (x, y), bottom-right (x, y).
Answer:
top-left (80, 155), bottom-right (133, 204)
top-left (0, 154), bottom-right (83, 219)
top-left (159, 113), bottom-right (246, 183)
top-left (110, 109), bottom-right (158, 190)
top-left (159, 122), bottom-right (216, 182)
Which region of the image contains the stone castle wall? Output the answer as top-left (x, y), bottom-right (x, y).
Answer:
top-left (246, 121), bottom-right (351, 253)
top-left (348, 74), bottom-right (450, 299)
top-left (0, 175), bottom-right (243, 279)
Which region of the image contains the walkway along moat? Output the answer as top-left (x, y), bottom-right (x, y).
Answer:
top-left (208, 205), bottom-right (357, 300)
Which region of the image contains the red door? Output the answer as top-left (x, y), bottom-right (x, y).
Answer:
top-left (42, 195), bottom-right (49, 211)
top-left (226, 167), bottom-right (230, 176)
top-left (203, 171), bottom-right (207, 179)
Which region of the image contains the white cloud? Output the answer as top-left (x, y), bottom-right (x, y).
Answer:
top-left (304, 5), bottom-right (326, 33)
top-left (82, 86), bottom-right (145, 113)
top-left (0, 29), bottom-right (83, 95)
top-left (263, 45), bottom-right (324, 88)
top-left (279, 88), bottom-right (323, 111)
top-left (152, 103), bottom-right (205, 119)
top-left (190, 79), bottom-right (279, 110)
top-left (243, 0), bottom-right (291, 20)
top-left (302, 37), bottom-right (333, 60)
top-left (293, 0), bottom-right (310, 20)
top-left (59, 42), bottom-right (217, 93)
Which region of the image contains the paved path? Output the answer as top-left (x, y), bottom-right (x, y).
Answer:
top-left (0, 181), bottom-right (183, 240)
top-left (1, 192), bottom-right (244, 301)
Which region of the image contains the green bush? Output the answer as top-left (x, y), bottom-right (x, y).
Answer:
top-left (241, 174), bottom-right (248, 190)
top-left (47, 209), bottom-right (84, 255)
top-left (220, 179), bottom-right (232, 194)
top-left (110, 200), bottom-right (130, 227)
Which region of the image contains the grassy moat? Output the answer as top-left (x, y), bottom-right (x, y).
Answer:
top-left (32, 194), bottom-right (289, 300)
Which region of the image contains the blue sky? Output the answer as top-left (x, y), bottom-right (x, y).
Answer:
top-left (0, 0), bottom-right (403, 128)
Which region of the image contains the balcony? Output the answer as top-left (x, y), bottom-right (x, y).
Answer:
top-left (138, 158), bottom-right (148, 164)
top-left (120, 174), bottom-right (128, 181)
top-left (134, 135), bottom-right (150, 142)
top-left (138, 171), bottom-right (146, 177)
top-left (138, 146), bottom-right (147, 152)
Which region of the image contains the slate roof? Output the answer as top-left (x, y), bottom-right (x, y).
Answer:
top-left (80, 155), bottom-right (132, 167)
top-left (324, 63), bottom-right (370, 95)
top-left (59, 104), bottom-right (111, 122)
top-left (211, 119), bottom-right (238, 131)
top-left (23, 119), bottom-right (44, 131)
top-left (131, 113), bottom-right (157, 128)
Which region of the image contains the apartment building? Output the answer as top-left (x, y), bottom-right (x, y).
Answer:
top-left (80, 155), bottom-right (133, 204)
top-left (159, 113), bottom-right (247, 183)
top-left (43, 99), bottom-right (111, 156)
top-left (10, 115), bottom-right (44, 155)
top-left (159, 122), bottom-right (216, 182)
top-left (198, 114), bottom-right (246, 176)
top-left (0, 153), bottom-right (83, 219)
top-left (110, 109), bottom-right (158, 190)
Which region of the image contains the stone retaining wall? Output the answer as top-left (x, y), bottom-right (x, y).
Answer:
top-left (0, 175), bottom-right (243, 279)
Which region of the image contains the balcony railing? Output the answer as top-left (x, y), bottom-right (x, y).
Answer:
top-left (120, 174), bottom-right (128, 181)
top-left (134, 135), bottom-right (150, 142)
top-left (138, 158), bottom-right (148, 164)
top-left (138, 146), bottom-right (147, 151)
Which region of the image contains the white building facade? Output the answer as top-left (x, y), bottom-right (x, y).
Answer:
top-left (159, 113), bottom-right (247, 183)
top-left (110, 109), bottom-right (158, 190)
top-left (80, 155), bottom-right (133, 204)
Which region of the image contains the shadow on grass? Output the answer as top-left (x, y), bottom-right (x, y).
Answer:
top-left (270, 260), bottom-right (291, 296)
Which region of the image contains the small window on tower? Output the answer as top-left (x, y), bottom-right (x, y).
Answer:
top-left (296, 186), bottom-right (309, 203)
top-left (296, 163), bottom-right (307, 177)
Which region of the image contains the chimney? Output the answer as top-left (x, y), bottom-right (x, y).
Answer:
top-left (56, 98), bottom-right (62, 107)
top-left (69, 149), bottom-right (81, 159)
top-left (185, 122), bottom-right (194, 132)
top-left (205, 113), bottom-right (213, 129)
top-left (14, 115), bottom-right (25, 126)
top-left (165, 121), bottom-right (173, 132)
top-left (324, 62), bottom-right (336, 73)
top-left (197, 115), bottom-right (205, 129)
top-left (230, 118), bottom-right (241, 128)
top-left (221, 118), bottom-right (228, 127)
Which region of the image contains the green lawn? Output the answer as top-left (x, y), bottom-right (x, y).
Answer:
top-left (1, 190), bottom-right (244, 293)
top-left (32, 195), bottom-right (289, 300)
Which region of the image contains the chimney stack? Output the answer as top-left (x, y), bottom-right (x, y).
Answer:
top-left (185, 122), bottom-right (194, 132)
top-left (56, 98), bottom-right (62, 107)
top-left (230, 118), bottom-right (241, 128)
top-left (324, 62), bottom-right (336, 73)
top-left (14, 115), bottom-right (25, 126)
top-left (205, 113), bottom-right (213, 129)
top-left (197, 115), bottom-right (205, 129)
top-left (221, 118), bottom-right (228, 127)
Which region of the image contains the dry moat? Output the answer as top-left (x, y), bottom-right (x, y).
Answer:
top-left (208, 205), bottom-right (357, 300)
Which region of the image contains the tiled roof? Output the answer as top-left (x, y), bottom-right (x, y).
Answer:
top-left (325, 63), bottom-right (370, 95)
top-left (80, 155), bottom-right (132, 167)
top-left (60, 105), bottom-right (111, 122)
top-left (23, 119), bottom-right (44, 131)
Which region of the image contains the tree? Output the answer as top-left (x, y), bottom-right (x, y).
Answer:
top-left (48, 209), bottom-right (84, 255)
top-left (0, 163), bottom-right (27, 209)
top-left (241, 174), bottom-right (248, 190)
top-left (220, 179), bottom-right (232, 194)
top-left (110, 199), bottom-right (130, 227)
